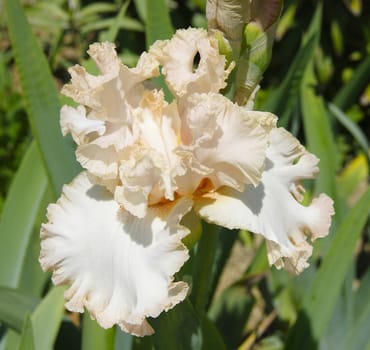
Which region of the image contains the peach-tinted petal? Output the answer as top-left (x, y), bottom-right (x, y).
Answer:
top-left (40, 172), bottom-right (192, 336)
top-left (177, 93), bottom-right (276, 194)
top-left (195, 128), bottom-right (334, 274)
top-left (150, 28), bottom-right (233, 97)
top-left (60, 105), bottom-right (105, 145)
top-left (60, 43), bottom-right (160, 184)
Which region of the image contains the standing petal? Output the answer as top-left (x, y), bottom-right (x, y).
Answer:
top-left (195, 128), bottom-right (334, 274)
top-left (177, 93), bottom-right (276, 193)
top-left (61, 42), bottom-right (160, 183)
top-left (40, 172), bottom-right (192, 336)
top-left (149, 28), bottom-right (233, 97)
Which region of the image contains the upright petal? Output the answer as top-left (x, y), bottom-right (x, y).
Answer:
top-left (149, 28), bottom-right (233, 97)
top-left (60, 105), bottom-right (105, 146)
top-left (177, 93), bottom-right (276, 194)
top-left (195, 128), bottom-right (334, 274)
top-left (60, 43), bottom-right (160, 184)
top-left (40, 172), bottom-right (192, 336)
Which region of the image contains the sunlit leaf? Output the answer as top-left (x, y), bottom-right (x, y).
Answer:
top-left (18, 313), bottom-right (35, 350)
top-left (31, 287), bottom-right (66, 350)
top-left (286, 187), bottom-right (370, 350)
top-left (0, 142), bottom-right (47, 288)
top-left (208, 284), bottom-right (254, 349)
top-left (337, 153), bottom-right (369, 201)
top-left (150, 299), bottom-right (226, 350)
top-left (262, 27), bottom-right (317, 126)
top-left (328, 102), bottom-right (370, 163)
top-left (81, 313), bottom-right (115, 350)
top-left (99, 1), bottom-right (130, 42)
top-left (333, 55), bottom-right (370, 111)
top-left (0, 287), bottom-right (38, 333)
top-left (145, 0), bottom-right (173, 47)
top-left (4, 0), bottom-right (79, 195)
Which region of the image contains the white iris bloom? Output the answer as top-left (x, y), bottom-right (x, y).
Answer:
top-left (40, 28), bottom-right (334, 336)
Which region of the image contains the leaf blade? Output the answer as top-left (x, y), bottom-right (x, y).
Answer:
top-left (31, 287), bottom-right (66, 350)
top-left (4, 0), bottom-right (79, 195)
top-left (17, 313), bottom-right (35, 350)
top-left (145, 0), bottom-right (173, 47)
top-left (286, 187), bottom-right (370, 349)
top-left (0, 287), bottom-right (38, 333)
top-left (0, 142), bottom-right (47, 288)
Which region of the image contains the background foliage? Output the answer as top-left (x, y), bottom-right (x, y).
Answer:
top-left (0, 0), bottom-right (369, 349)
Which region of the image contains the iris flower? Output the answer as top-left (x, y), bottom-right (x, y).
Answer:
top-left (39, 28), bottom-right (334, 336)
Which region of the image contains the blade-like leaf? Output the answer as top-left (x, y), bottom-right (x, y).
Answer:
top-left (150, 299), bottom-right (226, 350)
top-left (0, 287), bottom-right (38, 333)
top-left (298, 4), bottom-right (344, 224)
top-left (81, 313), bottom-right (115, 350)
top-left (286, 187), bottom-right (370, 350)
top-left (208, 284), bottom-right (254, 349)
top-left (190, 223), bottom-right (220, 314)
top-left (0, 142), bottom-right (47, 288)
top-left (207, 228), bottom-right (239, 304)
top-left (77, 2), bottom-right (117, 23)
top-left (342, 268), bottom-right (370, 350)
top-left (17, 313), bottom-right (35, 350)
top-left (337, 153), bottom-right (369, 199)
top-left (4, 0), bottom-right (79, 195)
top-left (144, 0), bottom-right (173, 101)
top-left (31, 287), bottom-right (66, 350)
top-left (333, 55), bottom-right (370, 111)
top-left (145, 0), bottom-right (173, 47)
top-left (99, 1), bottom-right (130, 42)
top-left (328, 102), bottom-right (370, 163)
top-left (262, 7), bottom-right (319, 126)
top-left (301, 63), bottom-right (339, 197)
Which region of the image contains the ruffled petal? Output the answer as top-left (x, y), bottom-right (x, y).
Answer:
top-left (60, 43), bottom-right (160, 184)
top-left (62, 42), bottom-right (159, 122)
top-left (60, 105), bottom-right (106, 145)
top-left (115, 148), bottom-right (165, 218)
top-left (177, 93), bottom-right (276, 193)
top-left (195, 128), bottom-right (334, 274)
top-left (114, 90), bottom-right (186, 216)
top-left (149, 28), bottom-right (233, 97)
top-left (40, 172), bottom-right (192, 336)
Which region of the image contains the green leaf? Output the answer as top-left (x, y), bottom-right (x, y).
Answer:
top-left (328, 102), bottom-right (370, 163)
top-left (207, 228), bottom-right (239, 304)
top-left (81, 17), bottom-right (144, 35)
top-left (99, 1), bottom-right (130, 42)
top-left (300, 62), bottom-right (344, 222)
top-left (114, 328), bottom-right (133, 349)
top-left (134, 0), bottom-right (146, 22)
top-left (337, 153), bottom-right (369, 199)
top-left (286, 187), bottom-right (370, 350)
top-left (150, 299), bottom-right (226, 350)
top-left (190, 223), bottom-right (220, 314)
top-left (344, 305), bottom-right (370, 350)
top-left (4, 0), bottom-right (79, 195)
top-left (262, 7), bottom-right (319, 126)
top-left (77, 2), bottom-right (117, 24)
top-left (208, 284), bottom-right (254, 349)
top-left (189, 225), bottom-right (238, 316)
top-left (81, 313), bottom-right (115, 350)
top-left (31, 287), bottom-right (66, 350)
top-left (144, 0), bottom-right (174, 101)
top-left (0, 287), bottom-right (38, 333)
top-left (0, 142), bottom-right (47, 288)
top-left (342, 268), bottom-right (370, 350)
top-left (333, 55), bottom-right (370, 111)
top-left (17, 313), bottom-right (35, 350)
top-left (145, 0), bottom-right (173, 47)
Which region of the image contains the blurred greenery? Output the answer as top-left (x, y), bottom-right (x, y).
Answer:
top-left (0, 0), bottom-right (369, 349)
